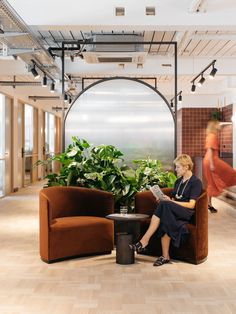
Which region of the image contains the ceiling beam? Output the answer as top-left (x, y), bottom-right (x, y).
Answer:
top-left (28, 95), bottom-right (61, 101)
top-left (0, 81), bottom-right (41, 86)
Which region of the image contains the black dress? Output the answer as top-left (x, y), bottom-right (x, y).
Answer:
top-left (153, 175), bottom-right (202, 247)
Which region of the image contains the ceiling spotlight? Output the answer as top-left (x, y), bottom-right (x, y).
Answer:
top-left (190, 60), bottom-right (217, 92)
top-left (197, 75), bottom-right (205, 87)
top-left (178, 92), bottom-right (182, 103)
top-left (64, 93), bottom-right (68, 103)
top-left (42, 75), bottom-right (47, 87)
top-left (31, 65), bottom-right (40, 79)
top-left (50, 82), bottom-right (55, 93)
top-left (209, 66), bottom-right (217, 79)
top-left (77, 53), bottom-right (84, 59)
top-left (191, 83), bottom-right (196, 93)
top-left (0, 23), bottom-right (4, 34)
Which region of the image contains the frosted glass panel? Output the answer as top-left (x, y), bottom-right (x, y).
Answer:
top-left (24, 104), bottom-right (34, 154)
top-left (65, 79), bottom-right (174, 168)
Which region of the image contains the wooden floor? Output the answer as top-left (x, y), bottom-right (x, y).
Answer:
top-left (0, 182), bottom-right (236, 314)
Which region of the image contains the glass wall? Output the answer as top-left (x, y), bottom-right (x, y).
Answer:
top-left (0, 94), bottom-right (5, 197)
top-left (24, 104), bottom-right (34, 154)
top-left (24, 104), bottom-right (34, 185)
top-left (45, 112), bottom-right (55, 155)
top-left (44, 112), bottom-right (55, 175)
top-left (65, 78), bottom-right (174, 168)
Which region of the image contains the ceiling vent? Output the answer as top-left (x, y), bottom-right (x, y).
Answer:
top-left (82, 34), bottom-right (147, 64)
top-left (115, 7), bottom-right (125, 16)
top-left (146, 7), bottom-right (156, 16)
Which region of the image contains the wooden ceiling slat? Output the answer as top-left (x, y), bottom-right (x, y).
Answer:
top-left (196, 39), bottom-right (221, 56)
top-left (215, 40), bottom-right (233, 56)
top-left (149, 31), bottom-right (165, 53)
top-left (204, 40), bottom-right (228, 56)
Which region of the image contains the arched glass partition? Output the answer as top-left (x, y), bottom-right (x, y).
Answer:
top-left (65, 78), bottom-right (174, 168)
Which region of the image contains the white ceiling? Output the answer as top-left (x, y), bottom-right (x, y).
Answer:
top-left (1, 0), bottom-right (236, 112)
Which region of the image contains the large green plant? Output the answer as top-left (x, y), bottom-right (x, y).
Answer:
top-left (36, 137), bottom-right (176, 209)
top-left (134, 157), bottom-right (176, 189)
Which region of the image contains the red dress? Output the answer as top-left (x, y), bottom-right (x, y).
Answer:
top-left (203, 132), bottom-right (236, 197)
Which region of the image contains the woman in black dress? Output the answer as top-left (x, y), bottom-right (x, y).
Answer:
top-left (129, 154), bottom-right (202, 266)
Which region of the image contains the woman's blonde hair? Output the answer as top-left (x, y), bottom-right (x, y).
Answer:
top-left (173, 154), bottom-right (193, 171)
top-left (206, 120), bottom-right (220, 134)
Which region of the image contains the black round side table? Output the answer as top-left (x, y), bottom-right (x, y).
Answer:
top-left (106, 213), bottom-right (149, 265)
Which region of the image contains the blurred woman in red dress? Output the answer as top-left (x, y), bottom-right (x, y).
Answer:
top-left (203, 120), bottom-right (236, 213)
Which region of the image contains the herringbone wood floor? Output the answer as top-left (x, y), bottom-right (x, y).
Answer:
top-left (0, 182), bottom-right (236, 314)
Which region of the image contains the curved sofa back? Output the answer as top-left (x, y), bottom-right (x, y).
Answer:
top-left (40, 186), bottom-right (114, 220)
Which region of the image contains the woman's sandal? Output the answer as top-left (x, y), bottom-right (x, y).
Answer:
top-left (128, 241), bottom-right (146, 253)
top-left (208, 205), bottom-right (217, 213)
top-left (153, 256), bottom-right (170, 267)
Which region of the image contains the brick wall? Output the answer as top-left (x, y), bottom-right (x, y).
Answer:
top-left (177, 105), bottom-right (233, 158)
top-left (221, 104), bottom-right (233, 154)
top-left (177, 107), bottom-right (213, 158)
top-left (177, 105), bottom-right (233, 175)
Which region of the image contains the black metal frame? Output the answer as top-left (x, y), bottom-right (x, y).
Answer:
top-left (53, 40), bottom-right (178, 156)
top-left (64, 76), bottom-right (175, 121)
top-left (81, 77), bottom-right (157, 90)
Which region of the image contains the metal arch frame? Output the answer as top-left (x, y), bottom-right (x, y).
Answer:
top-left (58, 40), bottom-right (178, 156)
top-left (64, 76), bottom-right (176, 160)
top-left (81, 76), bottom-right (157, 90)
top-left (64, 76), bottom-right (175, 121)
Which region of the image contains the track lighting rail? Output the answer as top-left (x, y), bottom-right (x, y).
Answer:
top-left (190, 60), bottom-right (217, 93)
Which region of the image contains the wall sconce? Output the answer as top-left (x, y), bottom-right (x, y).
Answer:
top-left (190, 60), bottom-right (217, 92)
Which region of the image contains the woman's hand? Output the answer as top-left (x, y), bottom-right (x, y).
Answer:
top-left (162, 195), bottom-right (171, 201)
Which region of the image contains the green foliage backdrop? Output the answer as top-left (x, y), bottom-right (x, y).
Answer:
top-left (35, 137), bottom-right (176, 209)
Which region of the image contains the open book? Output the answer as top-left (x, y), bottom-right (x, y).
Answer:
top-left (147, 184), bottom-right (165, 200)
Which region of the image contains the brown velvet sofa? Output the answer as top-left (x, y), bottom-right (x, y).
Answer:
top-left (135, 188), bottom-right (208, 264)
top-left (39, 186), bottom-right (114, 263)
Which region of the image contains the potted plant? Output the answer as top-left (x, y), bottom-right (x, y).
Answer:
top-left (211, 108), bottom-right (222, 121)
top-left (35, 137), bottom-right (176, 210)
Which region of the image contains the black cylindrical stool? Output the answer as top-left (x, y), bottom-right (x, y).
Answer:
top-left (116, 233), bottom-right (134, 264)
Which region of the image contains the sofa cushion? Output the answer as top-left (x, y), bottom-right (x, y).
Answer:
top-left (51, 216), bottom-right (111, 230)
